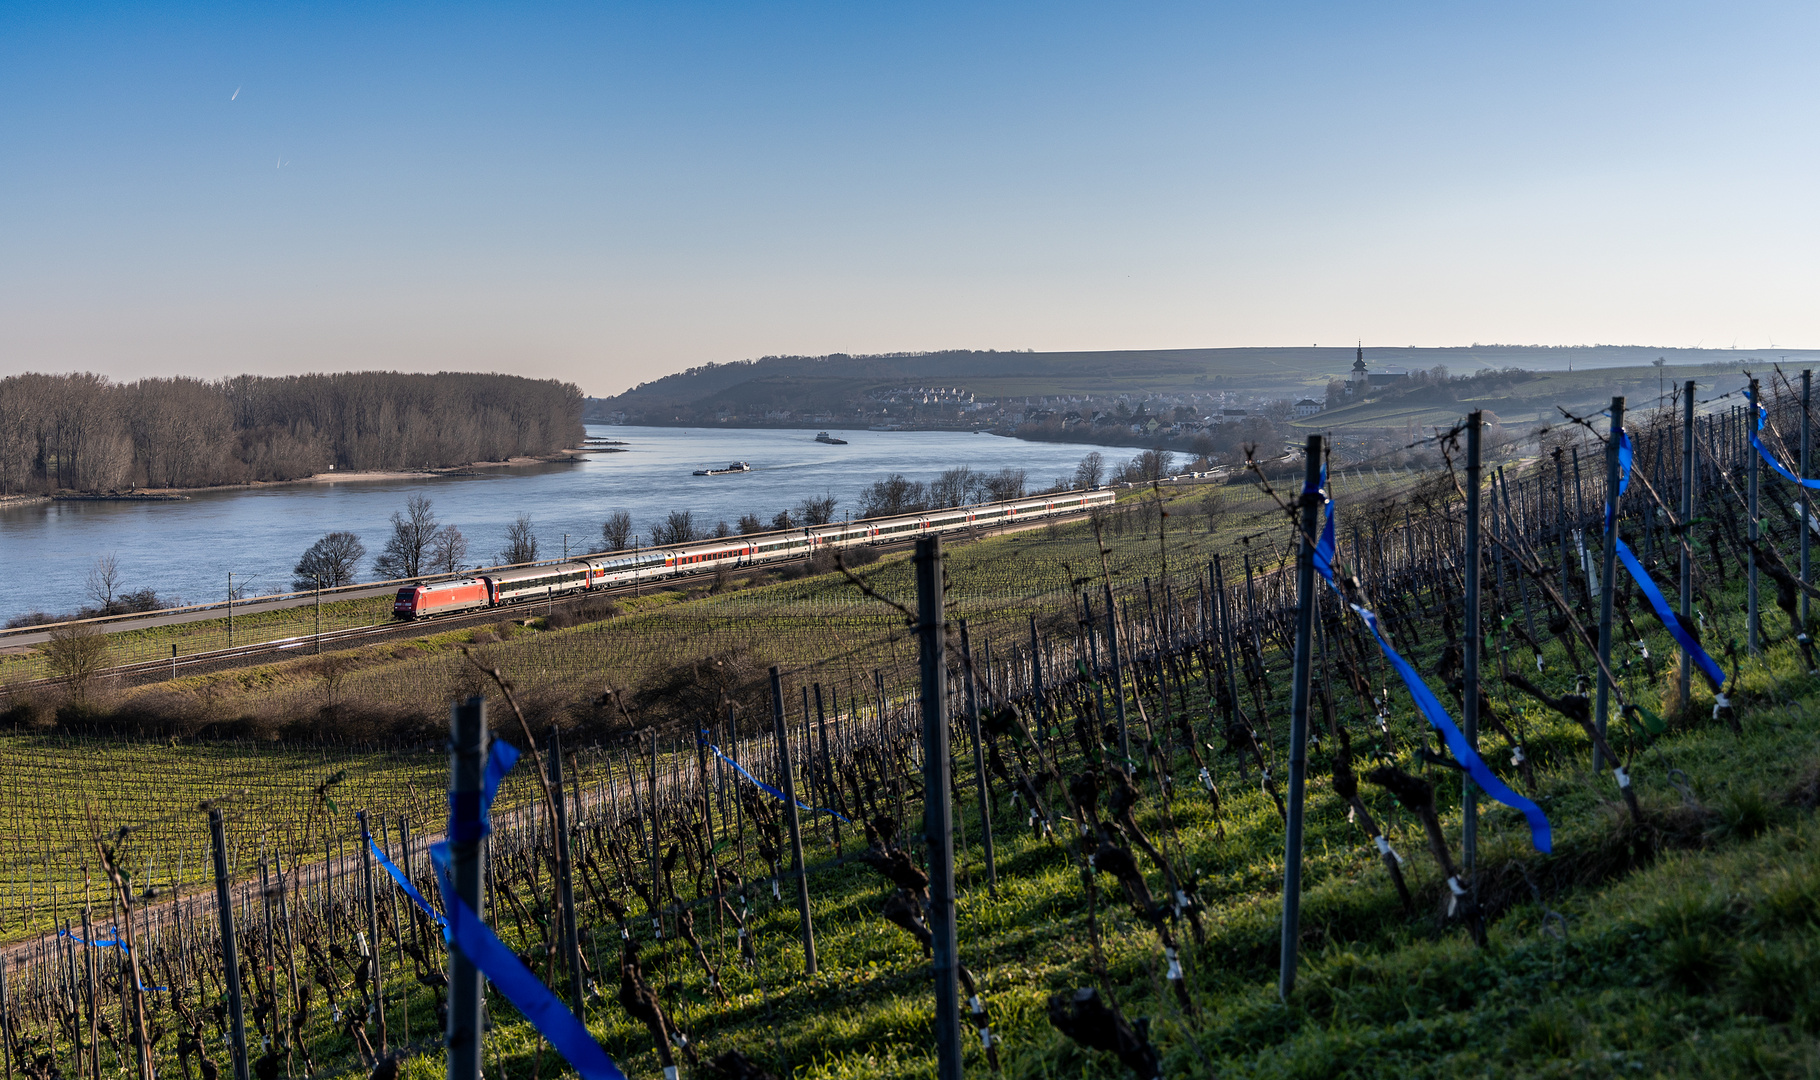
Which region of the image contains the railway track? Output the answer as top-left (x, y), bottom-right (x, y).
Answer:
top-left (2, 511), bottom-right (1100, 696)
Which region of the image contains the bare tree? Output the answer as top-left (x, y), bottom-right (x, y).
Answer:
top-left (1074, 451), bottom-right (1105, 490)
top-left (797, 493), bottom-right (838, 525)
top-left (500, 514), bottom-right (539, 564)
top-left (983, 467), bottom-right (1027, 501)
top-left (0, 374), bottom-right (45, 496)
top-left (43, 623), bottom-right (108, 703)
top-left (737, 512), bottom-right (765, 535)
top-left (601, 510), bottom-right (634, 552)
top-left (656, 510), bottom-right (697, 545)
top-left (374, 494), bottom-right (438, 579)
top-left (770, 509), bottom-right (794, 530)
top-left (1118, 450), bottom-right (1173, 484)
top-left (293, 532), bottom-right (366, 590)
top-left (428, 524), bottom-right (469, 574)
top-left (857, 474), bottom-right (928, 517)
top-left (0, 370), bottom-right (584, 492)
top-left (712, 519), bottom-right (733, 538)
top-left (929, 466), bottom-right (978, 508)
top-left (85, 554), bottom-right (123, 613)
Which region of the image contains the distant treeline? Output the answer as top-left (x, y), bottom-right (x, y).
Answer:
top-left (0, 371), bottom-right (583, 494)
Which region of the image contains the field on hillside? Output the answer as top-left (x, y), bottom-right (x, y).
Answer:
top-left (10, 404), bottom-right (1820, 1078)
top-left (1302, 363), bottom-right (1757, 433)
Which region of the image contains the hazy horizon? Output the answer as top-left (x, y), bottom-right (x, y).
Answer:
top-left (5, 3), bottom-right (1817, 395)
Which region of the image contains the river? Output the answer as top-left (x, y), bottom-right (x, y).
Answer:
top-left (1, 425), bottom-right (1129, 621)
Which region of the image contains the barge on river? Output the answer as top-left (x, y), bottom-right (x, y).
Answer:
top-left (693, 461), bottom-right (753, 476)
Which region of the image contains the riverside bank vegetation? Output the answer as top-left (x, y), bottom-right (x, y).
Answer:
top-left (0, 370), bottom-right (584, 495)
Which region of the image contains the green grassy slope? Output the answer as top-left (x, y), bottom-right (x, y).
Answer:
top-left (367, 579), bottom-right (1820, 1080)
top-left (379, 506), bottom-right (1813, 1079)
top-left (15, 464), bottom-right (1820, 1078)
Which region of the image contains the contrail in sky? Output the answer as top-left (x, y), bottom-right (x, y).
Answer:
top-left (231, 86), bottom-right (240, 100)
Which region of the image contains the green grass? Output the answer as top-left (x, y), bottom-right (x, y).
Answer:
top-left (355, 651), bottom-right (1820, 1080)
top-left (0, 592), bottom-right (397, 683)
top-left (15, 460), bottom-right (1820, 1078)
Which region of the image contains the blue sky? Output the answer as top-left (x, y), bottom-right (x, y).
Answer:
top-left (3, 2), bottom-right (1816, 394)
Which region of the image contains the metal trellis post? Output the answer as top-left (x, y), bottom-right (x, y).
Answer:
top-left (1278, 434), bottom-right (1321, 1001)
top-left (916, 536), bottom-right (962, 1080)
top-left (1594, 397), bottom-right (1625, 767)
top-left (209, 808), bottom-right (250, 1080)
top-left (770, 668), bottom-right (817, 973)
top-left (1462, 411), bottom-right (1481, 872)
top-left (1681, 380), bottom-right (1695, 705)
top-left (446, 697), bottom-right (489, 1080)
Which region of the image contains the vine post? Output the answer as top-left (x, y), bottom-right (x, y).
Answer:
top-left (356, 811), bottom-right (388, 1052)
top-left (208, 808), bottom-right (250, 1080)
top-left (1278, 433), bottom-right (1322, 1001)
top-left (548, 728), bottom-right (585, 1017)
top-left (446, 696), bottom-right (489, 1080)
top-left (1748, 378), bottom-right (1761, 654)
top-left (958, 618), bottom-right (997, 896)
top-left (1594, 397), bottom-right (1625, 768)
top-left (1, 954), bottom-right (10, 1080)
top-left (1681, 380), bottom-right (1695, 705)
top-left (916, 535), bottom-right (962, 1080)
top-left (1802, 370), bottom-right (1812, 640)
top-left (1462, 410), bottom-right (1482, 872)
top-left (769, 667), bottom-right (816, 973)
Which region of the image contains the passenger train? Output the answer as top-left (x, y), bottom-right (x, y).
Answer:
top-left (391, 486), bottom-right (1119, 619)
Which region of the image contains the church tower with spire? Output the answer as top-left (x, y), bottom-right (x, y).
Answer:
top-left (1348, 340), bottom-right (1369, 393)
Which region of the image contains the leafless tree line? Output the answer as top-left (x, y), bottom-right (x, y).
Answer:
top-left (857, 464), bottom-right (1029, 517)
top-left (0, 370), bottom-right (584, 494)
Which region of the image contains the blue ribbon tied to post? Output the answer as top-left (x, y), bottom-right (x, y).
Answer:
top-left (428, 740), bottom-right (629, 1080)
top-left (360, 820), bottom-right (447, 931)
top-left (1752, 399), bottom-right (1820, 490)
top-left (697, 730), bottom-right (851, 823)
top-left (1609, 428), bottom-right (1727, 693)
top-left (58, 929), bottom-right (168, 991)
top-left (1309, 473), bottom-right (1554, 853)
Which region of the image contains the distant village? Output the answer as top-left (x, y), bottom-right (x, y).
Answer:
top-left (586, 346), bottom-right (1412, 440)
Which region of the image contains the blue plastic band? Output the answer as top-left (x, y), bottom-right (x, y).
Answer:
top-left (1614, 537), bottom-right (1726, 693)
top-left (60, 930), bottom-right (123, 948)
top-left (1317, 498), bottom-right (1553, 853)
top-left (697, 731), bottom-right (851, 823)
top-left (57, 930), bottom-right (168, 991)
top-left (484, 739), bottom-right (519, 808)
top-left (1754, 401), bottom-right (1820, 489)
top-left (1610, 421), bottom-right (1728, 693)
top-left (429, 740), bottom-right (627, 1080)
top-left (361, 826), bottom-right (447, 930)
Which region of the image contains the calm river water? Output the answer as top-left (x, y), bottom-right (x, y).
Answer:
top-left (2, 425), bottom-right (1124, 621)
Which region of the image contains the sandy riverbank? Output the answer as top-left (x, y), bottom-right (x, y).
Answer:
top-left (306, 450), bottom-right (593, 484)
top-left (1, 451), bottom-right (595, 504)
top-left (126, 449), bottom-right (596, 495)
